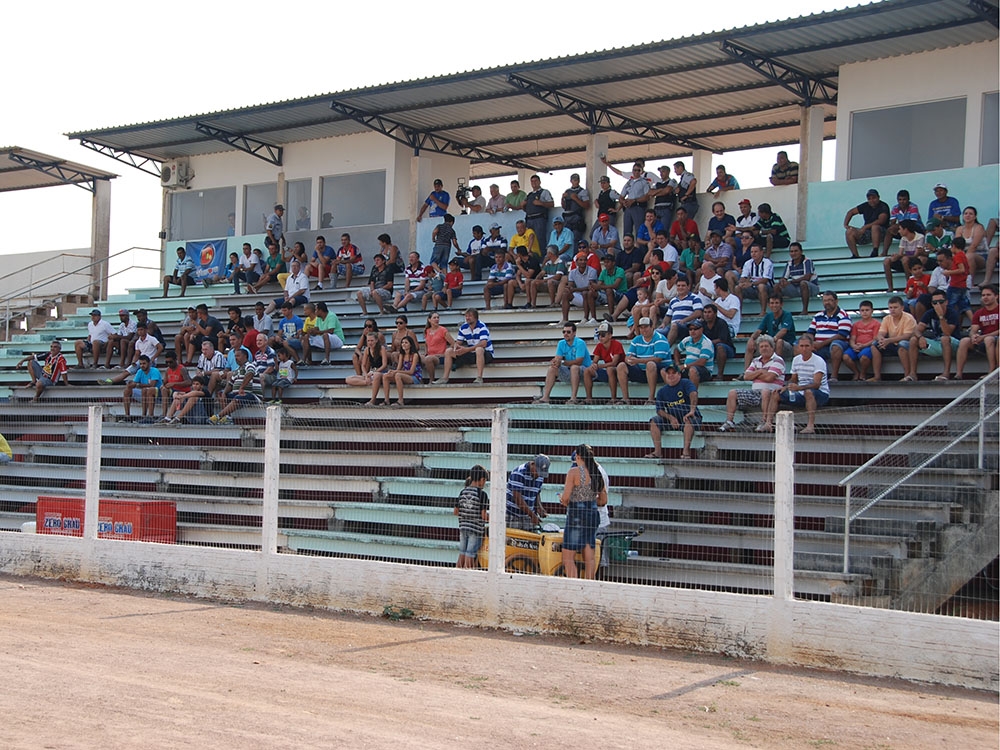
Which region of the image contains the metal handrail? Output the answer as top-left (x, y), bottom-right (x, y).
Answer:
top-left (841, 369), bottom-right (999, 574)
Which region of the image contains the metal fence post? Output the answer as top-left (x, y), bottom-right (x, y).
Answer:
top-left (842, 484), bottom-right (852, 575)
top-left (978, 384), bottom-right (985, 471)
top-left (83, 404), bottom-right (103, 540)
top-left (773, 410), bottom-right (795, 600)
top-left (488, 408), bottom-right (509, 575)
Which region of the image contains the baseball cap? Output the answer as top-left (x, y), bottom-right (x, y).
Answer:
top-left (689, 319), bottom-right (704, 328)
top-left (738, 198), bottom-right (751, 207)
top-left (132, 308), bottom-right (147, 315)
top-left (577, 240), bottom-right (589, 248)
top-left (533, 454), bottom-right (551, 478)
top-left (575, 253), bottom-right (588, 262)
top-left (933, 182), bottom-right (948, 190)
top-left (274, 203), bottom-right (284, 211)
top-left (489, 222), bottom-right (501, 230)
top-left (866, 189), bottom-right (880, 198)
top-left (89, 309), bottom-right (101, 316)
top-left (117, 308), bottom-right (129, 314)
top-left (598, 213), bottom-right (610, 221)
top-left (597, 322), bottom-right (611, 333)
top-left (926, 217), bottom-right (942, 229)
top-left (552, 217), bottom-right (564, 224)
top-left (638, 316), bottom-right (652, 326)
top-left (448, 258), bottom-right (460, 266)
top-left (658, 164), bottom-right (671, 172)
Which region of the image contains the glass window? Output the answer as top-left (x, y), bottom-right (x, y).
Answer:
top-left (169, 187), bottom-right (236, 242)
top-left (321, 171), bottom-right (386, 227)
top-left (286, 179), bottom-right (312, 231)
top-left (244, 182), bottom-right (279, 235)
top-left (849, 98), bottom-right (965, 179)
top-left (981, 92), bottom-right (999, 166)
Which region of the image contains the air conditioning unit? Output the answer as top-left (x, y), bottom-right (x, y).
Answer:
top-left (160, 159), bottom-right (191, 188)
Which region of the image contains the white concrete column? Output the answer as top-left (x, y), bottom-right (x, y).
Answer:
top-left (276, 172), bottom-right (286, 207)
top-left (691, 149), bottom-right (714, 195)
top-left (484, 407), bottom-right (509, 626)
top-left (90, 179), bottom-right (111, 302)
top-left (260, 405), bottom-right (281, 557)
top-left (410, 154), bottom-right (433, 252)
top-left (796, 105), bottom-right (826, 243)
top-left (773, 410), bottom-right (796, 601)
top-left (83, 404), bottom-right (103, 541)
top-left (585, 133), bottom-right (610, 227)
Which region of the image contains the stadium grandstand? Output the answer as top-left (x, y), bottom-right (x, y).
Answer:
top-left (0, 0), bottom-right (997, 688)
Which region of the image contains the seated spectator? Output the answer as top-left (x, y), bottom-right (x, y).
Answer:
top-left (696, 262), bottom-right (721, 305)
top-left (840, 299), bottom-right (879, 381)
top-left (346, 330), bottom-right (388, 388)
top-left (725, 231), bottom-right (755, 290)
top-left (121, 355), bottom-right (162, 423)
top-left (744, 294), bottom-right (796, 369)
top-left (185, 304), bottom-right (225, 365)
top-left (74, 309), bottom-right (114, 369)
top-left (844, 189), bottom-right (890, 259)
top-left (909, 289), bottom-right (961, 381)
top-left (776, 242), bottom-right (820, 314)
top-left (704, 231), bottom-right (735, 280)
top-left (234, 242), bottom-right (261, 295)
top-left (202, 251), bottom-right (239, 288)
top-left (669, 207), bottom-right (699, 248)
top-left (510, 219), bottom-right (541, 258)
top-left (712, 278), bottom-right (742, 345)
top-left (955, 284), bottom-right (999, 379)
top-left (589, 253), bottom-right (627, 322)
top-left (635, 209), bottom-right (664, 253)
top-left (673, 318), bottom-right (715, 386)
top-left (435, 258), bottom-right (465, 310)
top-left (386, 315), bottom-right (414, 369)
top-left (632, 277), bottom-right (661, 331)
top-left (305, 236), bottom-right (335, 290)
top-left (513, 246), bottom-right (541, 299)
top-left (657, 276), bottom-right (703, 345)
top-left (372, 334), bottom-right (422, 407)
top-left (195, 340), bottom-right (226, 394)
top-left (902, 259), bottom-right (932, 321)
top-left (928, 183), bottom-right (961, 232)
top-left (356, 254), bottom-right (394, 315)
top-left (269, 348), bottom-right (298, 404)
top-left (270, 302), bottom-right (305, 365)
top-left (924, 217), bottom-right (953, 255)
top-left (777, 335), bottom-right (830, 434)
top-left (646, 364), bottom-right (702, 459)
top-left (529, 246), bottom-right (567, 309)
top-left (334, 234), bottom-right (365, 287)
top-left (162, 375), bottom-right (210, 425)
top-left (980, 218), bottom-right (999, 287)
top-left (476, 223), bottom-right (507, 281)
top-left (707, 202), bottom-right (736, 243)
top-left (720, 334), bottom-right (785, 433)
top-left (422, 265), bottom-right (446, 310)
top-left (615, 233), bottom-right (644, 285)
top-left (701, 302), bottom-right (735, 379)
top-left (548, 217), bottom-right (575, 261)
top-left (868, 296), bottom-right (918, 382)
top-left (433, 308), bottom-right (494, 385)
top-left (209, 348), bottom-right (261, 425)
top-left (706, 164), bottom-right (739, 194)
top-left (392, 251), bottom-right (429, 312)
top-left (302, 301), bottom-right (345, 366)
top-left (883, 220), bottom-right (927, 293)
top-left (283, 240), bottom-right (308, 271)
top-left (807, 291), bottom-right (852, 379)
top-left (162, 247), bottom-right (195, 298)
top-left (420, 311), bottom-right (452, 382)
top-left (217, 305), bottom-right (245, 353)
top-left (158, 351), bottom-right (191, 418)
top-left (104, 309), bottom-right (136, 369)
top-left (17, 340), bottom-right (68, 402)
top-left (535, 321), bottom-right (592, 404)
top-left (483, 249), bottom-right (517, 311)
top-left (734, 199), bottom-right (758, 232)
top-left (614, 316), bottom-right (670, 404)
top-left (351, 319), bottom-right (384, 377)
top-left (454, 224), bottom-right (486, 277)
top-left (943, 237), bottom-right (973, 325)
top-left (431, 214), bottom-right (460, 270)
top-left (584, 321), bottom-right (625, 403)
top-left (647, 231), bottom-right (679, 273)
top-left (590, 213), bottom-right (620, 257)
top-left (769, 150), bottom-right (799, 185)
top-left (264, 259), bottom-right (309, 315)
top-left (255, 243), bottom-right (287, 290)
top-left (558, 253), bottom-right (599, 326)
top-left (755, 203), bottom-right (791, 256)
top-left (652, 268), bottom-right (679, 322)
top-left (173, 306), bottom-right (197, 365)
top-left (680, 235), bottom-right (704, 284)
top-left (100, 323), bottom-right (164, 386)
top-left (252, 333), bottom-right (278, 401)
top-left (880, 190), bottom-right (924, 256)
top-left (735, 244), bottom-right (774, 314)
top-left (957, 206), bottom-right (989, 281)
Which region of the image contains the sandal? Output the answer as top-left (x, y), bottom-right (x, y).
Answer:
top-left (933, 374), bottom-right (951, 381)
top-left (643, 452), bottom-right (661, 459)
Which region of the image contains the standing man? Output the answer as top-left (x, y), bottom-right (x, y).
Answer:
top-left (505, 455), bottom-right (550, 531)
top-left (485, 184), bottom-right (506, 214)
top-left (844, 189), bottom-right (890, 259)
top-left (673, 161), bottom-right (698, 219)
top-left (594, 176), bottom-right (620, 229)
top-left (523, 174), bottom-right (554, 245)
top-left (265, 204), bottom-right (285, 250)
top-left (560, 173), bottom-right (591, 247)
top-left (620, 163), bottom-right (652, 239)
top-left (416, 178), bottom-right (450, 222)
top-left (434, 308), bottom-right (495, 385)
top-left (769, 151), bottom-right (799, 186)
top-left (649, 164), bottom-right (678, 231)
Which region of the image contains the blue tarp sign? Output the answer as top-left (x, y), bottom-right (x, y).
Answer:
top-left (186, 239), bottom-right (227, 281)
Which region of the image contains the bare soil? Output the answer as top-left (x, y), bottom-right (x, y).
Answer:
top-left (0, 575), bottom-right (995, 749)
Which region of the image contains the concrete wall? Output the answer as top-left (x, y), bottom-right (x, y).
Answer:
top-left (0, 248), bottom-right (93, 301)
top-left (0, 532), bottom-right (995, 690)
top-left (836, 41), bottom-right (1000, 181)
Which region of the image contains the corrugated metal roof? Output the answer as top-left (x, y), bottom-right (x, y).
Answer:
top-left (0, 147), bottom-right (117, 193)
top-left (67, 0), bottom-right (997, 172)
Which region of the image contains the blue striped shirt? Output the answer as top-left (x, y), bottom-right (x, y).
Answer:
top-left (506, 461), bottom-right (544, 519)
top-left (667, 293), bottom-right (704, 323)
top-left (458, 320), bottom-right (494, 354)
top-left (627, 331), bottom-right (670, 361)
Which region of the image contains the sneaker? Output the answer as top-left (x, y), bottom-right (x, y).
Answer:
top-left (296, 360), bottom-right (308, 367)
top-left (219, 416), bottom-right (234, 425)
top-left (718, 420), bottom-right (736, 432)
top-left (99, 378), bottom-right (113, 385)
top-left (473, 376), bottom-right (484, 384)
top-left (320, 359), bottom-right (330, 366)
top-left (316, 283), bottom-right (324, 290)
top-left (432, 377), bottom-right (449, 385)
top-left (208, 414), bottom-right (220, 424)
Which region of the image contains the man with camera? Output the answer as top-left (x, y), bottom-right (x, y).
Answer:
top-left (457, 184), bottom-right (485, 214)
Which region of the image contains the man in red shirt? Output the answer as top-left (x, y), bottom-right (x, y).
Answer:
top-left (583, 322), bottom-right (625, 403)
top-left (18, 340), bottom-right (69, 402)
top-left (669, 207), bottom-right (699, 248)
top-left (956, 284), bottom-right (998, 379)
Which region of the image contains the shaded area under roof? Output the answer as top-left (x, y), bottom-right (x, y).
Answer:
top-left (0, 147), bottom-right (117, 193)
top-left (67, 0), bottom-right (998, 179)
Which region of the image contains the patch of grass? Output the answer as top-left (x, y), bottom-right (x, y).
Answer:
top-left (716, 679), bottom-right (741, 687)
top-left (382, 605), bottom-right (414, 621)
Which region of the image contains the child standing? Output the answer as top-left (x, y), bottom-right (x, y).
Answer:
top-left (270, 348), bottom-right (298, 404)
top-left (435, 258), bottom-right (465, 309)
top-left (454, 464), bottom-right (489, 569)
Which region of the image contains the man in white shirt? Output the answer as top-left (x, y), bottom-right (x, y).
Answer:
top-left (74, 309), bottom-right (115, 369)
top-left (265, 260), bottom-right (309, 315)
top-left (773, 335), bottom-right (831, 434)
top-left (735, 244), bottom-right (774, 315)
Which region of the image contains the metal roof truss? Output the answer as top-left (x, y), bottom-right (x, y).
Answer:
top-left (194, 123), bottom-right (283, 166)
top-left (7, 152), bottom-right (103, 193)
top-left (719, 40), bottom-right (838, 107)
top-left (75, 139), bottom-right (162, 179)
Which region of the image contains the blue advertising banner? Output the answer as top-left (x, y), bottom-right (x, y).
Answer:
top-left (186, 239), bottom-right (227, 281)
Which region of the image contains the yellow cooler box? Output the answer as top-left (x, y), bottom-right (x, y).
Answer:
top-left (477, 527), bottom-right (600, 576)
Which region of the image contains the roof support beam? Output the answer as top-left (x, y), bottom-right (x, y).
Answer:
top-left (75, 139), bottom-right (162, 179)
top-left (967, 0), bottom-right (999, 27)
top-left (719, 40), bottom-right (838, 107)
top-left (329, 100), bottom-right (541, 172)
top-left (194, 123), bottom-right (283, 166)
top-left (7, 152), bottom-right (106, 193)
top-left (505, 73), bottom-right (716, 153)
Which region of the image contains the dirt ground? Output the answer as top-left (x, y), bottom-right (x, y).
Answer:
top-left (0, 575), bottom-right (995, 749)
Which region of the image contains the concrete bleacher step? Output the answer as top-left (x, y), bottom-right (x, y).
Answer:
top-left (283, 528), bottom-right (457, 564)
top-left (457, 425), bottom-right (706, 452)
top-left (377, 475), bottom-right (623, 510)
